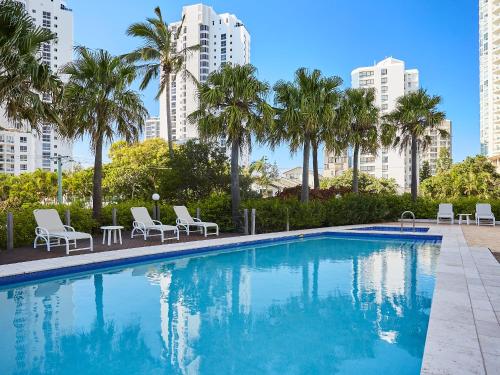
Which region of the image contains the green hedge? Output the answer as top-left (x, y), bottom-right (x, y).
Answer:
top-left (2, 194), bottom-right (500, 249)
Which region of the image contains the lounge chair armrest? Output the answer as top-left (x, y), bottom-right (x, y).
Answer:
top-left (176, 218), bottom-right (188, 225)
top-left (35, 226), bottom-right (50, 236)
top-left (193, 218), bottom-right (202, 222)
top-left (133, 220), bottom-right (146, 230)
top-left (152, 220), bottom-right (163, 226)
top-left (63, 225), bottom-right (76, 232)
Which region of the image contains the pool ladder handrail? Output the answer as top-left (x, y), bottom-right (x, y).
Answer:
top-left (400, 211), bottom-right (415, 232)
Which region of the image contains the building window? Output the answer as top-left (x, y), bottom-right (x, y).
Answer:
top-left (20, 154), bottom-right (27, 161)
top-left (381, 104), bottom-right (388, 110)
top-left (20, 164), bottom-right (27, 171)
top-left (20, 145), bottom-right (27, 152)
top-left (360, 166), bottom-right (375, 172)
top-left (359, 71), bottom-right (374, 78)
top-left (20, 136), bottom-right (27, 143)
top-left (381, 86), bottom-right (388, 93)
top-left (221, 33), bottom-right (226, 40)
top-left (381, 68), bottom-right (387, 75)
top-left (381, 77), bottom-right (388, 84)
top-left (381, 95), bottom-right (388, 101)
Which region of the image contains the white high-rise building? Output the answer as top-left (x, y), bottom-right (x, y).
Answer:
top-left (159, 4), bottom-right (251, 165)
top-left (479, 0), bottom-right (500, 170)
top-left (324, 58), bottom-right (418, 188)
top-left (144, 117), bottom-right (161, 140)
top-left (324, 57), bottom-right (451, 190)
top-left (0, 0), bottom-right (73, 175)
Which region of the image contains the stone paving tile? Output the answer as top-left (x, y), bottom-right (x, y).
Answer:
top-left (483, 353), bottom-right (500, 375)
top-left (421, 340), bottom-right (485, 375)
top-left (474, 308), bottom-right (498, 323)
top-left (478, 334), bottom-right (500, 356)
top-left (426, 318), bottom-right (479, 350)
top-left (476, 320), bottom-right (500, 338)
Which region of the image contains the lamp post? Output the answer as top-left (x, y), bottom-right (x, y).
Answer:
top-left (152, 193), bottom-right (160, 220)
top-left (50, 155), bottom-right (73, 204)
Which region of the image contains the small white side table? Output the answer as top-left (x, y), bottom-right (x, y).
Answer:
top-left (458, 214), bottom-right (471, 225)
top-left (101, 226), bottom-right (124, 245)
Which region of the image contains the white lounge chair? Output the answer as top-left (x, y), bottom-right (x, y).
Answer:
top-left (475, 203), bottom-right (496, 226)
top-left (34, 209), bottom-right (93, 255)
top-left (174, 206), bottom-right (219, 237)
top-left (437, 203), bottom-right (454, 224)
top-left (131, 207), bottom-right (179, 242)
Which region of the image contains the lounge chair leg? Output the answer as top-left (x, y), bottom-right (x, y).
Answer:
top-left (90, 237), bottom-right (93, 252)
top-left (65, 239), bottom-right (69, 255)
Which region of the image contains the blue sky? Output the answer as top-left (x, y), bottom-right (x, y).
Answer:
top-left (70, 0), bottom-right (478, 171)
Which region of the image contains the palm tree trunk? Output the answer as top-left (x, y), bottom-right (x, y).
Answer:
top-left (94, 274), bottom-right (104, 328)
top-left (352, 144), bottom-right (360, 193)
top-left (92, 134), bottom-right (103, 221)
top-left (301, 135), bottom-right (310, 203)
top-left (165, 73), bottom-right (174, 159)
top-left (411, 134), bottom-right (418, 201)
top-left (230, 140), bottom-right (241, 230)
top-left (312, 140), bottom-right (320, 189)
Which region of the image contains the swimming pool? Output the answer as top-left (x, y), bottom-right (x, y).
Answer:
top-left (0, 234), bottom-right (440, 375)
top-left (351, 225), bottom-right (430, 233)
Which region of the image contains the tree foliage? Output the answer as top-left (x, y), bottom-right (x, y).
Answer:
top-left (249, 157), bottom-right (279, 192)
top-left (419, 161), bottom-right (431, 182)
top-left (420, 155), bottom-right (500, 199)
top-left (0, 0), bottom-right (62, 129)
top-left (321, 169), bottom-right (398, 195)
top-left (436, 148), bottom-right (452, 173)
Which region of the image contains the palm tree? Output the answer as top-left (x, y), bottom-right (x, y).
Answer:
top-left (272, 68), bottom-right (342, 201)
top-left (124, 7), bottom-right (198, 158)
top-left (341, 88), bottom-right (380, 193)
top-left (382, 89), bottom-right (446, 201)
top-left (312, 76), bottom-right (344, 189)
top-left (188, 63), bottom-right (273, 228)
top-left (60, 47), bottom-right (148, 220)
top-left (0, 0), bottom-right (62, 129)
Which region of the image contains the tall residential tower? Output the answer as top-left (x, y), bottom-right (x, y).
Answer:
top-left (158, 4), bottom-right (250, 164)
top-left (0, 0), bottom-right (73, 175)
top-left (479, 0), bottom-right (500, 170)
top-left (323, 57), bottom-right (451, 190)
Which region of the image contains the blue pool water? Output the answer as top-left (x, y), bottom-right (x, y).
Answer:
top-left (351, 226), bottom-right (430, 233)
top-left (0, 235), bottom-right (440, 375)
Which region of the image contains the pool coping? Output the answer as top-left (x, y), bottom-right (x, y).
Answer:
top-left (0, 224), bottom-right (499, 374)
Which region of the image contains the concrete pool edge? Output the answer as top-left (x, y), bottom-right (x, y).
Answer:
top-left (0, 224), bottom-right (498, 374)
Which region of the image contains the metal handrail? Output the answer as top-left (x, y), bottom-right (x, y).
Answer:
top-left (401, 211), bottom-right (415, 232)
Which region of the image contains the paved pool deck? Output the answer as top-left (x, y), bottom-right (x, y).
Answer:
top-left (0, 223), bottom-right (499, 374)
